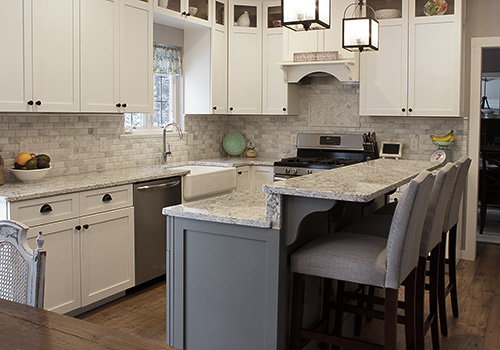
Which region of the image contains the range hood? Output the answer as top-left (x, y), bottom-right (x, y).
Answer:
top-left (279, 58), bottom-right (359, 83)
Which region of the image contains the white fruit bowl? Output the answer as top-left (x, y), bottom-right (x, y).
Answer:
top-left (10, 167), bottom-right (51, 183)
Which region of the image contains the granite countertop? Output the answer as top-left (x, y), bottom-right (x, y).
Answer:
top-left (163, 189), bottom-right (270, 228)
top-left (262, 159), bottom-right (441, 202)
top-left (0, 157), bottom-right (277, 203)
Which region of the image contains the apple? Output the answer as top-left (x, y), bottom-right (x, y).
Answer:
top-left (30, 153), bottom-right (36, 158)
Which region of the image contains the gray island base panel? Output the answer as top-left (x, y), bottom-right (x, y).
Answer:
top-left (164, 159), bottom-right (441, 350)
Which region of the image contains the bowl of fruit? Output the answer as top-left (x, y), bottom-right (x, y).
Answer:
top-left (11, 152), bottom-right (51, 183)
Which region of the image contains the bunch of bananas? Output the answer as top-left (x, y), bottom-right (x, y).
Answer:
top-left (430, 130), bottom-right (454, 142)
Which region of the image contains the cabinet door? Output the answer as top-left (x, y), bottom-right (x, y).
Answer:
top-left (0, 0), bottom-right (32, 112)
top-left (212, 0), bottom-right (228, 114)
top-left (80, 207), bottom-right (135, 307)
top-left (323, 0), bottom-right (356, 61)
top-left (282, 28), bottom-right (322, 62)
top-left (81, 0), bottom-right (120, 112)
top-left (251, 166), bottom-right (273, 190)
top-left (186, 0), bottom-right (210, 25)
top-left (32, 0), bottom-right (80, 112)
top-left (236, 166), bottom-right (251, 191)
top-left (360, 17), bottom-right (408, 116)
top-left (120, 0), bottom-right (153, 113)
top-left (262, 3), bottom-right (286, 115)
top-left (408, 16), bottom-right (461, 117)
top-left (228, 1), bottom-right (262, 114)
top-left (27, 219), bottom-right (81, 314)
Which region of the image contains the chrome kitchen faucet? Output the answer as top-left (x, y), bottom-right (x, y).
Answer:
top-left (163, 122), bottom-right (183, 164)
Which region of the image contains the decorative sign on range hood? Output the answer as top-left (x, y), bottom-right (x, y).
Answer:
top-left (279, 58), bottom-right (359, 83)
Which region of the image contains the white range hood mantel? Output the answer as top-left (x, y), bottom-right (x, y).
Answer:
top-left (279, 59), bottom-right (359, 83)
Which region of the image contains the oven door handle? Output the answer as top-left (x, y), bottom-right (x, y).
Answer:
top-left (273, 176), bottom-right (290, 181)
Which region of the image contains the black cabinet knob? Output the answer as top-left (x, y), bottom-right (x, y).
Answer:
top-left (408, 108), bottom-right (413, 112)
top-left (122, 103), bottom-right (127, 108)
top-left (40, 204), bottom-right (53, 213)
top-left (35, 100), bottom-right (42, 106)
top-left (75, 225), bottom-right (81, 231)
top-left (83, 224), bottom-right (89, 230)
top-left (27, 100), bottom-right (34, 106)
top-left (213, 106), bottom-right (217, 110)
top-left (116, 103), bottom-right (121, 108)
top-left (102, 193), bottom-right (113, 202)
top-left (238, 171), bottom-right (242, 175)
top-left (181, 11), bottom-right (187, 15)
top-left (282, 107), bottom-right (286, 112)
top-left (229, 107), bottom-right (233, 111)
top-left (402, 108), bottom-right (406, 112)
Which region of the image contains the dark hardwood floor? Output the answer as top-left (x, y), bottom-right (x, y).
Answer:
top-left (78, 243), bottom-right (500, 349)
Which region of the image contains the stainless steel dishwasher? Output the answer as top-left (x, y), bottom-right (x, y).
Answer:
top-left (133, 177), bottom-right (181, 285)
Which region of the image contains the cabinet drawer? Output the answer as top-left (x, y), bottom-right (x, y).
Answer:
top-left (79, 185), bottom-right (133, 216)
top-left (9, 193), bottom-right (79, 227)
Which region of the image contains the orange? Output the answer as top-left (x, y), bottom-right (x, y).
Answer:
top-left (16, 152), bottom-right (32, 166)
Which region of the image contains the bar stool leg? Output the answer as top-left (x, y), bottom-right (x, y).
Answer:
top-left (448, 225), bottom-right (459, 318)
top-left (415, 257), bottom-right (426, 350)
top-left (429, 245), bottom-right (441, 350)
top-left (290, 273), bottom-right (306, 350)
top-left (385, 288), bottom-right (399, 350)
top-left (404, 268), bottom-right (417, 350)
top-left (438, 231), bottom-right (448, 337)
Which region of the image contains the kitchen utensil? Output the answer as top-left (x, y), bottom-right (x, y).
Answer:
top-left (11, 167), bottom-right (51, 183)
top-left (223, 132), bottom-right (246, 156)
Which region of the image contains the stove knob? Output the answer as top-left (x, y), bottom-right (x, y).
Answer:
top-left (285, 168), bottom-right (290, 174)
top-left (306, 169), bottom-right (313, 174)
top-left (290, 168), bottom-right (297, 175)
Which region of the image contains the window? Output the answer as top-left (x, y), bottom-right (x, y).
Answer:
top-left (125, 44), bottom-right (182, 133)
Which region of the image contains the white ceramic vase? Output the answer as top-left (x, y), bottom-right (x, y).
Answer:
top-left (159, 0), bottom-right (168, 8)
top-left (237, 11), bottom-right (250, 27)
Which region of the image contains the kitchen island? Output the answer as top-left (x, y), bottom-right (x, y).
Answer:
top-left (163, 159), bottom-right (440, 350)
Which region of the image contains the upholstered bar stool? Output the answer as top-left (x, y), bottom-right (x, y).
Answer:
top-left (289, 171), bottom-right (435, 350)
top-left (438, 156), bottom-right (471, 336)
top-left (338, 162), bottom-right (458, 350)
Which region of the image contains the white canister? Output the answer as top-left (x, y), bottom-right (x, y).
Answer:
top-left (237, 11), bottom-right (250, 27)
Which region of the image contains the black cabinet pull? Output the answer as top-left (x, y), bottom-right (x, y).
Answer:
top-left (186, 12), bottom-right (191, 16)
top-left (229, 107), bottom-right (233, 111)
top-left (122, 103), bottom-right (127, 108)
top-left (27, 100), bottom-right (34, 106)
top-left (102, 193), bottom-right (113, 202)
top-left (83, 224), bottom-right (89, 230)
top-left (181, 11), bottom-right (186, 15)
top-left (35, 100), bottom-right (42, 106)
top-left (238, 171), bottom-right (242, 175)
top-left (402, 108), bottom-right (406, 112)
top-left (75, 225), bottom-right (81, 230)
top-left (213, 106), bottom-right (217, 110)
top-left (40, 204), bottom-right (53, 213)
top-left (409, 108), bottom-right (413, 112)
top-left (282, 107), bottom-right (286, 111)
top-left (116, 103), bottom-right (121, 108)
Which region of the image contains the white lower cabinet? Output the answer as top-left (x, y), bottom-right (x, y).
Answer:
top-left (235, 165), bottom-right (273, 192)
top-left (6, 185), bottom-right (134, 314)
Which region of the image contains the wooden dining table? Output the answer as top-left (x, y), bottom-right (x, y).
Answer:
top-left (0, 298), bottom-right (178, 350)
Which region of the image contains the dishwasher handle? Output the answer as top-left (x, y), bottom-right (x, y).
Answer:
top-left (136, 180), bottom-right (180, 192)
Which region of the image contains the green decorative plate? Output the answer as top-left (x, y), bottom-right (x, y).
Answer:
top-left (223, 132), bottom-right (246, 156)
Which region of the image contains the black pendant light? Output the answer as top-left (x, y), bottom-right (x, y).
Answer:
top-left (281, 0), bottom-right (330, 31)
top-left (342, 0), bottom-right (379, 52)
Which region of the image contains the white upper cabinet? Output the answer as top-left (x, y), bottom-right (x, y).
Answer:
top-left (154, 0), bottom-right (211, 28)
top-left (228, 0), bottom-right (262, 114)
top-left (262, 1), bottom-right (299, 115)
top-left (81, 0), bottom-right (120, 112)
top-left (119, 0), bottom-right (154, 113)
top-left (360, 0), bottom-right (463, 117)
top-left (0, 0), bottom-right (79, 112)
top-left (82, 0), bottom-right (153, 113)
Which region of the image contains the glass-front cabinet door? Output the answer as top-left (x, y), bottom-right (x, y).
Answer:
top-left (154, 0), bottom-right (210, 26)
top-left (365, 0), bottom-right (455, 19)
top-left (186, 0), bottom-right (209, 22)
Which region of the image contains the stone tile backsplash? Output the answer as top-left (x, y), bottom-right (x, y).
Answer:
top-left (0, 80), bottom-right (467, 183)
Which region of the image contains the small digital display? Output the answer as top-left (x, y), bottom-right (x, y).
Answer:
top-left (382, 143), bottom-right (401, 155)
top-left (320, 136), bottom-right (341, 145)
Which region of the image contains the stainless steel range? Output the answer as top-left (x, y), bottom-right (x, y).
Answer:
top-left (273, 133), bottom-right (378, 180)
